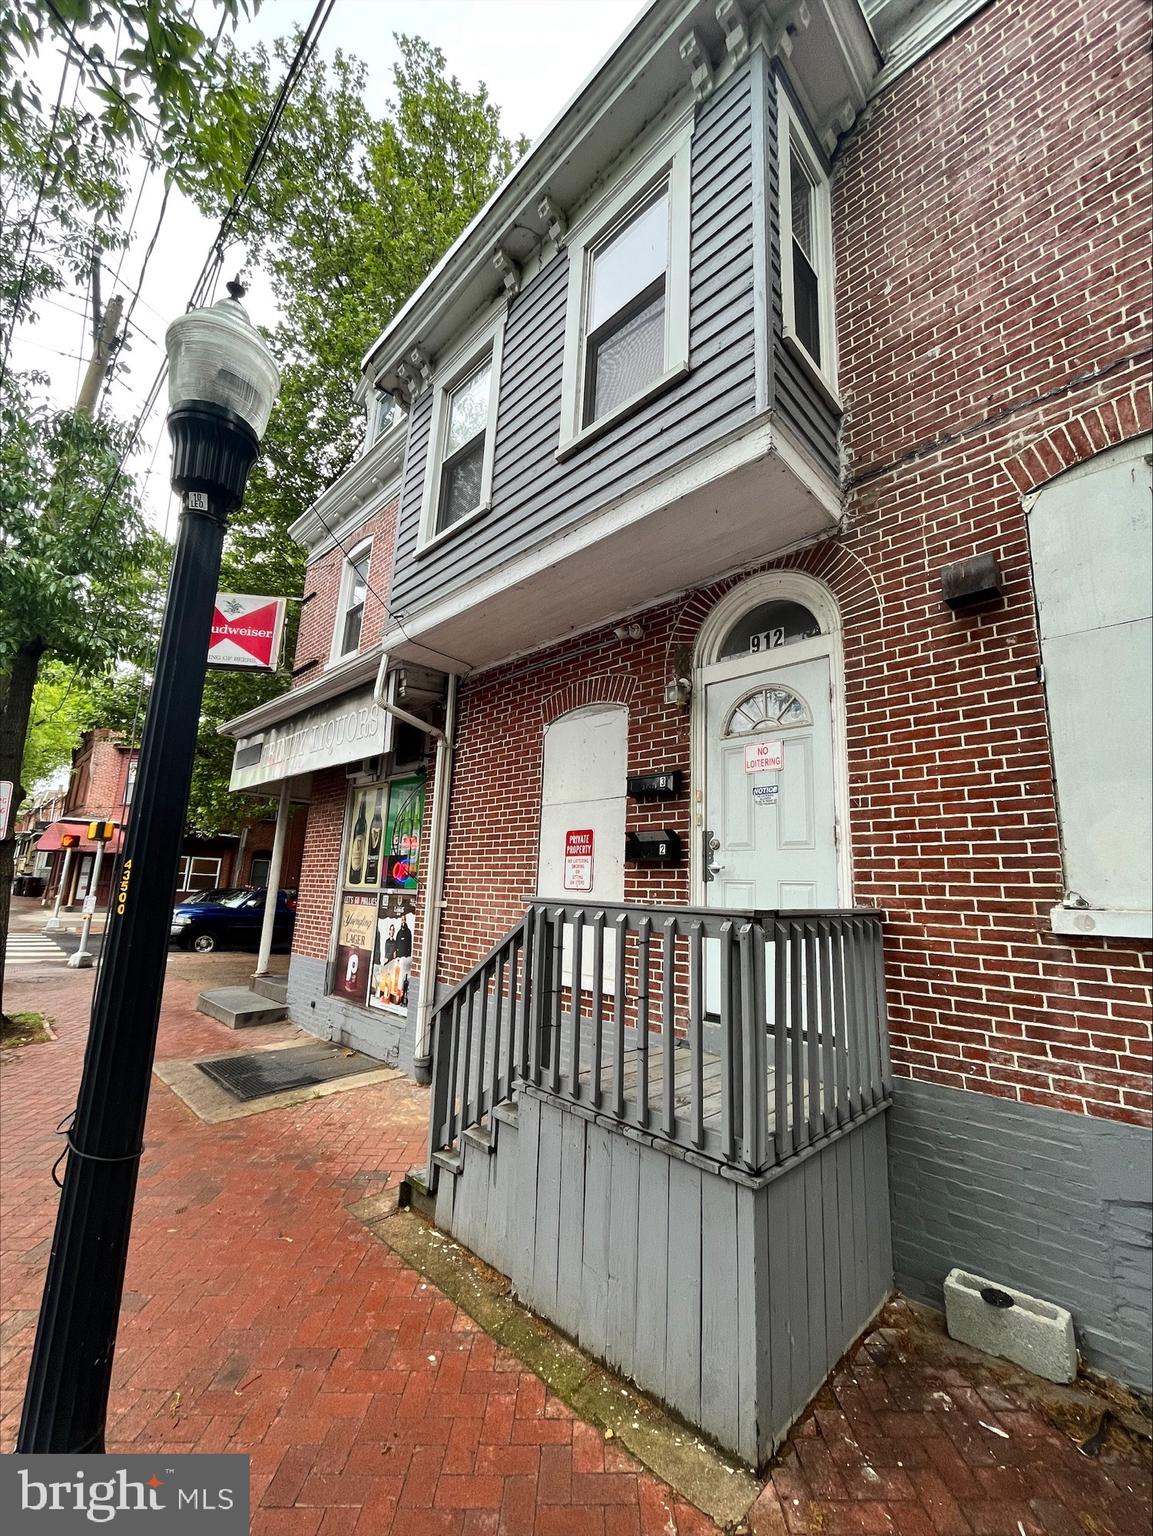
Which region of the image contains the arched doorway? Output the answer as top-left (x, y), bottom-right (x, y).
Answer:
top-left (693, 573), bottom-right (848, 911)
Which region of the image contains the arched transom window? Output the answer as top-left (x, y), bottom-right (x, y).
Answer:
top-left (717, 599), bottom-right (822, 660)
top-left (723, 685), bottom-right (810, 736)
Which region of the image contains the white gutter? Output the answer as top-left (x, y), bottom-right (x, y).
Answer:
top-left (373, 654), bottom-right (458, 1080)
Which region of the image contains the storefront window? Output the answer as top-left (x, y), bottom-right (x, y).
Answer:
top-left (332, 775), bottom-right (424, 1014)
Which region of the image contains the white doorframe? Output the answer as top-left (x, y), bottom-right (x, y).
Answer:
top-left (690, 571), bottom-right (853, 907)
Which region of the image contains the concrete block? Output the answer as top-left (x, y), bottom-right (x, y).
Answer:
top-left (944, 1267), bottom-right (1077, 1383)
top-left (196, 987), bottom-right (287, 1029)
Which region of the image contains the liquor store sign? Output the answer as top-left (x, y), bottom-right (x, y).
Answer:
top-left (229, 685), bottom-right (391, 791)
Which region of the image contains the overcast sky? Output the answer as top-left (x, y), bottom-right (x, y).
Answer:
top-left (14, 0), bottom-right (646, 530)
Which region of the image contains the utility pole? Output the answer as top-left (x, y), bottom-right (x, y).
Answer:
top-left (76, 289), bottom-right (123, 418)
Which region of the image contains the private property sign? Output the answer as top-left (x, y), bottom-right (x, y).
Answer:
top-left (563, 829), bottom-right (594, 891)
top-left (207, 594), bottom-right (287, 672)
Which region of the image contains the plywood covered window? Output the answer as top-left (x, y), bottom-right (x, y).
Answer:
top-left (1028, 434), bottom-right (1152, 937)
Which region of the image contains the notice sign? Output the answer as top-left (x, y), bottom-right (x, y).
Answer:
top-left (744, 739), bottom-right (784, 774)
top-left (563, 829), bottom-right (594, 892)
top-left (208, 593), bottom-right (287, 672)
top-left (752, 784), bottom-right (780, 806)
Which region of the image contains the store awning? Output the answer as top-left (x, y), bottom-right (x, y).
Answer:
top-left (34, 819), bottom-right (124, 855)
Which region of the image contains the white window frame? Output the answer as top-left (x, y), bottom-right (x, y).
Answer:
top-left (777, 76), bottom-right (838, 401)
top-left (177, 855), bottom-right (223, 891)
top-left (557, 106), bottom-right (694, 459)
top-left (417, 308), bottom-right (506, 554)
top-left (329, 539), bottom-right (372, 664)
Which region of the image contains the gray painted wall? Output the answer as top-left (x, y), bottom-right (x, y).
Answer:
top-left (389, 62), bottom-right (765, 621)
top-left (434, 1089), bottom-right (891, 1467)
top-left (287, 951), bottom-right (416, 1068)
top-left (888, 1076), bottom-right (1153, 1391)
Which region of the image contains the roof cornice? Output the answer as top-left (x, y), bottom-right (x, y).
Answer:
top-left (289, 417), bottom-right (407, 555)
top-left (362, 1), bottom-right (880, 401)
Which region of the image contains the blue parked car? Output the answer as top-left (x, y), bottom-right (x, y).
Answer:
top-left (169, 887), bottom-right (297, 954)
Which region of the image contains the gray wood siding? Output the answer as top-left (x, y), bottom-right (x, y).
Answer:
top-left (766, 55), bottom-right (842, 483)
top-left (388, 64), bottom-right (759, 620)
top-left (434, 1089), bottom-right (892, 1467)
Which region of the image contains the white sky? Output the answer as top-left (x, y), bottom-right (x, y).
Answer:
top-left (12, 0), bottom-right (646, 530)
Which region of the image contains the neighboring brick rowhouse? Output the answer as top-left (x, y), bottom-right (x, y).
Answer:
top-left (65, 731), bottom-right (134, 818)
top-left (427, 0), bottom-right (1151, 1127)
top-left (291, 494), bottom-right (399, 685)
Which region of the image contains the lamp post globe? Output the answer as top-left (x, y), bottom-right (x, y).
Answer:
top-left (16, 286), bottom-right (279, 1454)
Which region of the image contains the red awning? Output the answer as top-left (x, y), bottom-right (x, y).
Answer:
top-left (34, 819), bottom-right (124, 855)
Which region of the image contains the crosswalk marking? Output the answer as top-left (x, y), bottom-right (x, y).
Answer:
top-left (5, 934), bottom-right (70, 966)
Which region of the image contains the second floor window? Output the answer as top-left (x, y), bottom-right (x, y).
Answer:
top-left (779, 80), bottom-right (836, 394)
top-left (584, 187), bottom-right (669, 425)
top-left (418, 310), bottom-right (506, 550)
top-left (558, 109), bottom-right (692, 455)
top-left (334, 544), bottom-right (371, 659)
top-left (438, 357), bottom-right (493, 530)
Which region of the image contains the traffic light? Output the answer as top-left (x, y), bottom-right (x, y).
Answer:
top-left (60, 833), bottom-right (80, 849)
top-left (87, 821), bottom-right (115, 842)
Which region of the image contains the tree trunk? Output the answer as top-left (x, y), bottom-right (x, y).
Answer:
top-left (0, 639), bottom-right (45, 1022)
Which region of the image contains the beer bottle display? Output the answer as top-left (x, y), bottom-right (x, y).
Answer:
top-left (348, 795), bottom-right (368, 884)
top-left (364, 788), bottom-right (384, 886)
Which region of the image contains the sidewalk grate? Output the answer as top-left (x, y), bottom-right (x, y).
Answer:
top-left (196, 1043), bottom-right (381, 1102)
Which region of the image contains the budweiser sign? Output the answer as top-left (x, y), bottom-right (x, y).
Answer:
top-left (207, 593), bottom-right (287, 672)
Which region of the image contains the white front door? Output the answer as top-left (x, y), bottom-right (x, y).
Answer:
top-left (703, 654), bottom-right (838, 911)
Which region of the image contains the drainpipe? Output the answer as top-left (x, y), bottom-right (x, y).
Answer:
top-left (253, 781), bottom-right (291, 979)
top-left (373, 653), bottom-right (457, 1083)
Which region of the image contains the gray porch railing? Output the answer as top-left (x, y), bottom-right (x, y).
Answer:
top-left (428, 901), bottom-right (888, 1181)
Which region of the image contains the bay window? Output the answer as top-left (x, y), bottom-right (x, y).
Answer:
top-left (418, 311), bottom-right (505, 549)
top-left (778, 77), bottom-right (837, 395)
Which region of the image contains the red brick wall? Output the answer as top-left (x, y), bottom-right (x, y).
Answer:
top-left (293, 768), bottom-right (347, 960)
top-left (826, 0), bottom-right (1152, 1125)
top-left (291, 494), bottom-right (399, 683)
top-left (426, 0), bottom-right (1151, 1125)
top-left (65, 733), bottom-right (134, 819)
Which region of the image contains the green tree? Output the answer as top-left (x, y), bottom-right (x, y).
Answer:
top-left (0, 1), bottom-right (259, 1016)
top-left (22, 661), bottom-right (104, 787)
top-left (176, 35), bottom-right (525, 829)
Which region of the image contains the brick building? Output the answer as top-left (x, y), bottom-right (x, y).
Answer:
top-left (223, 0), bottom-right (1152, 1459)
top-left (33, 728), bottom-right (305, 910)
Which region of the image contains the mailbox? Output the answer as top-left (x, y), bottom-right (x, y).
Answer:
top-left (626, 770), bottom-right (682, 799)
top-left (624, 829), bottom-right (682, 865)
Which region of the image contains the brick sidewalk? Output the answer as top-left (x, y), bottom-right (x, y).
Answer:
top-left (2, 963), bottom-right (1149, 1534)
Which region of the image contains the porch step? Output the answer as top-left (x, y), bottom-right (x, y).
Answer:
top-left (251, 975), bottom-right (289, 1005)
top-left (197, 986), bottom-right (287, 1029)
top-left (400, 1166), bottom-right (437, 1219)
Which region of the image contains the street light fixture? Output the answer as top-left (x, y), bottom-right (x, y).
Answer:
top-left (17, 284), bottom-right (279, 1453)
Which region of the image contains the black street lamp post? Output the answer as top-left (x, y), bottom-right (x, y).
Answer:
top-left (17, 284), bottom-right (279, 1453)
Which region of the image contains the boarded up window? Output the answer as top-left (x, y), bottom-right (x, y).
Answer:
top-left (1028, 435), bottom-right (1152, 916)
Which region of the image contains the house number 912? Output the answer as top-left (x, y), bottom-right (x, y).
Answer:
top-left (749, 628), bottom-right (786, 652)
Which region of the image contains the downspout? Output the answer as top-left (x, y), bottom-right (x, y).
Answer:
top-left (373, 653), bottom-right (458, 1083)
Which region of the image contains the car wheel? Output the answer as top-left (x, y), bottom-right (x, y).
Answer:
top-left (191, 931), bottom-right (219, 954)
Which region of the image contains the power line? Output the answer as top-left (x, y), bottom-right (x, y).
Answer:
top-left (83, 0), bottom-right (339, 540)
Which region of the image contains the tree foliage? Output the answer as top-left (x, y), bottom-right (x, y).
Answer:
top-left (0, 0), bottom-right (258, 347)
top-left (170, 34), bottom-right (526, 834)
